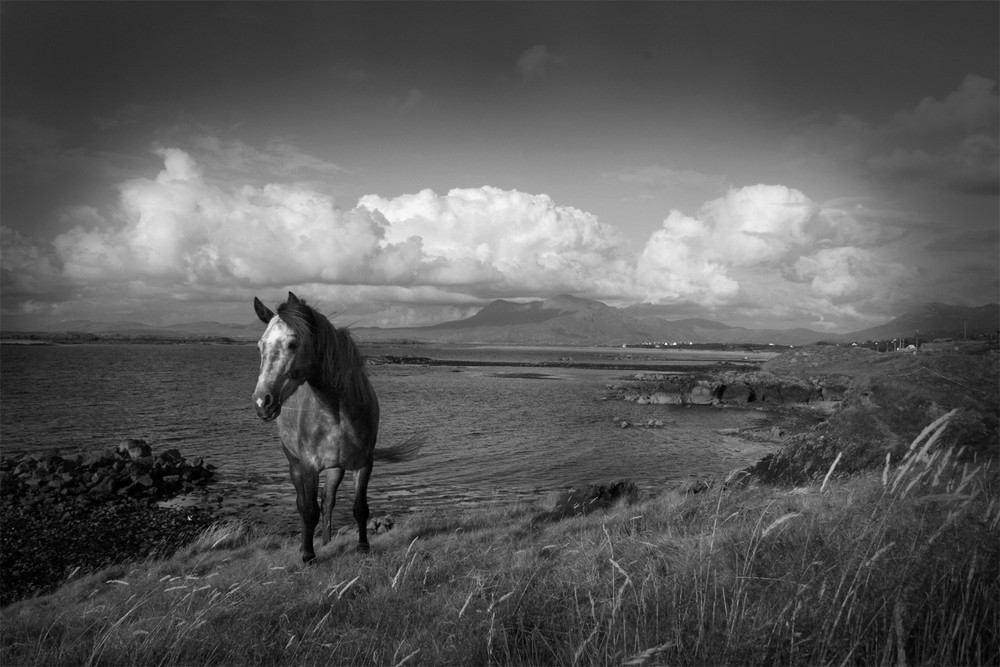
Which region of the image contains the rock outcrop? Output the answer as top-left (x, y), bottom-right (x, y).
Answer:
top-left (610, 370), bottom-right (847, 406)
top-left (0, 439), bottom-right (216, 508)
top-left (1, 441), bottom-right (218, 606)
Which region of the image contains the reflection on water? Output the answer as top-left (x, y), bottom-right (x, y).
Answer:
top-left (1, 344), bottom-right (775, 532)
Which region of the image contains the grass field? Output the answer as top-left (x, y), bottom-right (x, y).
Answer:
top-left (2, 409), bottom-right (997, 666)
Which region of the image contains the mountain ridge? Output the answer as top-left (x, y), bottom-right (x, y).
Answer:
top-left (6, 297), bottom-right (997, 347)
top-left (357, 297), bottom-right (999, 346)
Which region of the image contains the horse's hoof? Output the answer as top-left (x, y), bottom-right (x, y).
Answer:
top-left (302, 552), bottom-right (317, 564)
top-left (356, 543), bottom-right (370, 553)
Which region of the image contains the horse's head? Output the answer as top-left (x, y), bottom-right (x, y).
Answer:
top-left (252, 292), bottom-right (311, 422)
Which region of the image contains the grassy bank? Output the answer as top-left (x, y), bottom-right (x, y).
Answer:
top-left (3, 416), bottom-right (997, 666)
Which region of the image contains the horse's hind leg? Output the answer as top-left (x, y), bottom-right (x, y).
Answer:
top-left (321, 467), bottom-right (345, 546)
top-left (288, 460), bottom-right (320, 564)
top-left (352, 466), bottom-right (372, 552)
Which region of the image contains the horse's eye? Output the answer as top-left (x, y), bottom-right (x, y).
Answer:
top-left (288, 341), bottom-right (299, 351)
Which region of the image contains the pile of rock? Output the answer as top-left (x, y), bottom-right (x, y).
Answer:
top-left (610, 370), bottom-right (849, 406)
top-left (1, 441), bottom-right (219, 606)
top-left (0, 439), bottom-right (216, 508)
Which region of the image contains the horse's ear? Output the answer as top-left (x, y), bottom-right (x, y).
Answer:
top-left (254, 297), bottom-right (275, 324)
top-left (287, 291), bottom-right (299, 305)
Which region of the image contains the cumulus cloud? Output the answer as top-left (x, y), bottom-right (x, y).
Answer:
top-left (788, 74), bottom-right (999, 195)
top-left (636, 185), bottom-right (814, 302)
top-left (358, 186), bottom-right (633, 297)
top-left (52, 148), bottom-right (406, 289)
top-left (18, 149), bottom-right (638, 320)
top-left (633, 184), bottom-right (918, 321)
top-left (0, 143), bottom-right (958, 331)
top-left (517, 45), bottom-right (567, 82)
top-left (791, 246), bottom-right (917, 305)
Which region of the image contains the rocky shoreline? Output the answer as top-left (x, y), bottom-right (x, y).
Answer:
top-left (607, 368), bottom-right (850, 406)
top-left (365, 353), bottom-right (761, 374)
top-left (1, 440), bottom-right (401, 606)
top-left (0, 441), bottom-right (219, 606)
top-left (4, 345), bottom-right (994, 607)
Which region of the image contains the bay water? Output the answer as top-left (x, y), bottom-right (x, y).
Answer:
top-left (1, 344), bottom-right (776, 532)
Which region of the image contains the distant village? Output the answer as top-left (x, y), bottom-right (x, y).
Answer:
top-left (622, 330), bottom-right (999, 353)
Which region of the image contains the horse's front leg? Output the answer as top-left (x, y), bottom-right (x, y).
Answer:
top-left (288, 460), bottom-right (320, 564)
top-left (352, 466), bottom-right (372, 552)
top-left (321, 467), bottom-right (345, 546)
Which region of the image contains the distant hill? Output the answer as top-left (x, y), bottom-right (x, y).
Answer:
top-left (8, 297), bottom-right (996, 347)
top-left (357, 297), bottom-right (999, 346)
top-left (377, 294), bottom-right (665, 345)
top-left (356, 294), bottom-right (826, 346)
top-left (838, 302), bottom-right (999, 342)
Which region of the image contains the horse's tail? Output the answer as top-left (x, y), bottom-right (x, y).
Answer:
top-left (373, 433), bottom-right (425, 463)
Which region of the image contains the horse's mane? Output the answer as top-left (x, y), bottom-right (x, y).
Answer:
top-left (276, 297), bottom-right (368, 408)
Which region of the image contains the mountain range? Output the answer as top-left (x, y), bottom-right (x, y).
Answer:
top-left (9, 296), bottom-right (998, 346)
top-left (355, 295), bottom-right (998, 346)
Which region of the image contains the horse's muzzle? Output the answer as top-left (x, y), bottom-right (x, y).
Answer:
top-left (253, 391), bottom-right (281, 422)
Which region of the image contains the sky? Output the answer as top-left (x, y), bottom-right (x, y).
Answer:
top-left (2, 1), bottom-right (998, 333)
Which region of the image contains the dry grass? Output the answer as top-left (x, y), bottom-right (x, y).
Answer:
top-left (2, 414), bottom-right (997, 666)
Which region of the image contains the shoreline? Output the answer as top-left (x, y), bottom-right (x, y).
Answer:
top-left (0, 391), bottom-right (807, 607)
top-left (3, 344), bottom-right (995, 607)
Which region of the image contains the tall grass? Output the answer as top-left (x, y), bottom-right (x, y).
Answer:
top-left (3, 415), bottom-right (997, 665)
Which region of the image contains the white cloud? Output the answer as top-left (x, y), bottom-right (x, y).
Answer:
top-left (2, 142), bottom-right (978, 332)
top-left (792, 246), bottom-right (918, 305)
top-left (636, 185), bottom-right (814, 303)
top-left (633, 184), bottom-right (923, 323)
top-left (358, 186), bottom-right (634, 297)
top-left (40, 151), bottom-right (638, 316)
top-left (52, 148), bottom-right (402, 288)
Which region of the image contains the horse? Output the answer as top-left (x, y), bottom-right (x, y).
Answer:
top-left (252, 292), bottom-right (421, 563)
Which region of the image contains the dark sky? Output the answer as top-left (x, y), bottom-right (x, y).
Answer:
top-left (2, 1), bottom-right (997, 331)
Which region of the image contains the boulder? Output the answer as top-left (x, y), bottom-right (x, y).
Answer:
top-left (83, 449), bottom-right (116, 468)
top-left (718, 383), bottom-right (755, 403)
top-left (688, 382), bottom-right (717, 405)
top-left (649, 391), bottom-right (683, 405)
top-left (133, 474), bottom-right (155, 488)
top-left (119, 439), bottom-right (152, 460)
top-left (157, 448), bottom-right (183, 464)
top-left (129, 460), bottom-right (153, 479)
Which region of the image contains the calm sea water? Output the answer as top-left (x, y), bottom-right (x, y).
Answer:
top-left (0, 344), bottom-right (775, 531)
